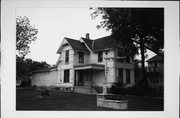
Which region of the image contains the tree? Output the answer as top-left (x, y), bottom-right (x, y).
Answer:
top-left (16, 56), bottom-right (51, 82)
top-left (25, 58), bottom-right (51, 72)
top-left (16, 16), bottom-right (38, 57)
top-left (16, 16), bottom-right (50, 84)
top-left (91, 8), bottom-right (164, 87)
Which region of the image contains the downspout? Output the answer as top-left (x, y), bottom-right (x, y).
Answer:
top-left (113, 48), bottom-right (116, 86)
top-left (91, 69), bottom-right (93, 94)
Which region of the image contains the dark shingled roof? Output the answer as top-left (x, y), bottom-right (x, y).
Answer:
top-left (58, 35), bottom-right (122, 53)
top-left (93, 36), bottom-right (121, 52)
top-left (65, 37), bottom-right (90, 53)
top-left (146, 55), bottom-right (164, 62)
top-left (81, 38), bottom-right (93, 50)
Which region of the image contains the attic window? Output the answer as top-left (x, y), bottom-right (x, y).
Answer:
top-left (65, 50), bottom-right (69, 63)
top-left (98, 51), bottom-right (103, 62)
top-left (63, 43), bottom-right (68, 46)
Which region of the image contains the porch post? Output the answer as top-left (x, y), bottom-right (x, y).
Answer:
top-left (103, 57), bottom-right (108, 94)
top-left (75, 70), bottom-right (78, 86)
top-left (123, 69), bottom-right (126, 84)
top-left (91, 69), bottom-right (93, 93)
top-left (130, 70), bottom-right (135, 85)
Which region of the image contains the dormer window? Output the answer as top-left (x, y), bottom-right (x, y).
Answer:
top-left (98, 51), bottom-right (103, 62)
top-left (79, 52), bottom-right (84, 63)
top-left (65, 50), bottom-right (69, 63)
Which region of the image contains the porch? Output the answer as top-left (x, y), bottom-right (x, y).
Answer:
top-left (73, 64), bottom-right (105, 94)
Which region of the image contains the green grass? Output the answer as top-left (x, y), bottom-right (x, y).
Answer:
top-left (16, 89), bottom-right (163, 111)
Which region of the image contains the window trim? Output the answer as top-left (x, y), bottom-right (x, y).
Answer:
top-left (117, 48), bottom-right (125, 63)
top-left (125, 56), bottom-right (130, 63)
top-left (98, 51), bottom-right (103, 62)
top-left (65, 50), bottom-right (69, 64)
top-left (126, 69), bottom-right (131, 83)
top-left (79, 52), bottom-right (84, 64)
top-left (64, 69), bottom-right (70, 83)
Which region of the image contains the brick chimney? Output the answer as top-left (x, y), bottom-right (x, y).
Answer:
top-left (86, 33), bottom-right (90, 39)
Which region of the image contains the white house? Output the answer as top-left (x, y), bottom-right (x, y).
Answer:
top-left (146, 54), bottom-right (164, 91)
top-left (31, 34), bottom-right (135, 94)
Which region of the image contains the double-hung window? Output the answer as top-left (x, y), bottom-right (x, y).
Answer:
top-left (117, 48), bottom-right (124, 62)
top-left (98, 51), bottom-right (103, 62)
top-left (65, 50), bottom-right (69, 63)
top-left (79, 52), bottom-right (84, 63)
top-left (64, 69), bottom-right (70, 83)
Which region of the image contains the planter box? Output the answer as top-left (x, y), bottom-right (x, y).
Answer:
top-left (97, 94), bottom-right (128, 110)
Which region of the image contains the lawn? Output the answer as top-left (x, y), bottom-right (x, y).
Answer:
top-left (16, 89), bottom-right (163, 111)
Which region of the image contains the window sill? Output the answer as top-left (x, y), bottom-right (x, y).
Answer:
top-left (65, 62), bottom-right (69, 65)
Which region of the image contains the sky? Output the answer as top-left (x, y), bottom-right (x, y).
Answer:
top-left (16, 7), bottom-right (155, 65)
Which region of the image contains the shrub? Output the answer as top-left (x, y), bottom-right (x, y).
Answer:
top-left (110, 85), bottom-right (163, 97)
top-left (92, 85), bottom-right (103, 93)
top-left (20, 79), bottom-right (31, 87)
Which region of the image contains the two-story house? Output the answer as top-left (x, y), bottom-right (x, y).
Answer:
top-left (146, 54), bottom-right (164, 91)
top-left (55, 33), bottom-right (135, 93)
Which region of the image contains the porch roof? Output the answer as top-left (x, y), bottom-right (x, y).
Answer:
top-left (74, 63), bottom-right (105, 70)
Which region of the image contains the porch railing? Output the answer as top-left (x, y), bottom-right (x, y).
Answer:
top-left (91, 82), bottom-right (103, 94)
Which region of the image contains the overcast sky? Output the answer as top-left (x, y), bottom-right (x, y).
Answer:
top-left (16, 7), bottom-right (155, 65)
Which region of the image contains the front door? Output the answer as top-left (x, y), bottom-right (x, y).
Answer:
top-left (78, 71), bottom-right (84, 86)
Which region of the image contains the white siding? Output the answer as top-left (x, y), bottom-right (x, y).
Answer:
top-left (32, 38), bottom-right (135, 89)
top-left (56, 39), bottom-right (74, 87)
top-left (31, 70), bottom-right (57, 87)
top-left (74, 52), bottom-right (90, 65)
top-left (92, 70), bottom-right (105, 86)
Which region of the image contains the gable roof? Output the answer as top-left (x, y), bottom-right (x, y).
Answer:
top-left (65, 37), bottom-right (90, 53)
top-left (82, 36), bottom-right (122, 52)
top-left (57, 35), bottom-right (122, 54)
top-left (81, 37), bottom-right (93, 50)
top-left (146, 55), bottom-right (164, 62)
top-left (93, 36), bottom-right (121, 52)
top-left (57, 37), bottom-right (90, 54)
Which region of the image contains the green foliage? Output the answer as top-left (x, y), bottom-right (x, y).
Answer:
top-left (16, 56), bottom-right (51, 81)
top-left (16, 16), bottom-right (38, 57)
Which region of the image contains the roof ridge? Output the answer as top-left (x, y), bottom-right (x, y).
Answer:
top-left (81, 37), bottom-right (93, 41)
top-left (93, 35), bottom-right (112, 41)
top-left (65, 37), bottom-right (90, 53)
top-left (65, 37), bottom-right (80, 42)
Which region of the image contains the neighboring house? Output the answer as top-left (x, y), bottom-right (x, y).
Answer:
top-left (31, 33), bottom-right (135, 94)
top-left (146, 54), bottom-right (164, 91)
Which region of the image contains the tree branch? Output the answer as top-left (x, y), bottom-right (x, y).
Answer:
top-left (131, 38), bottom-right (164, 57)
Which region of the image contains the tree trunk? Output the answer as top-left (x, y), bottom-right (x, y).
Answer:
top-left (140, 36), bottom-right (148, 87)
top-left (131, 39), bottom-right (163, 57)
